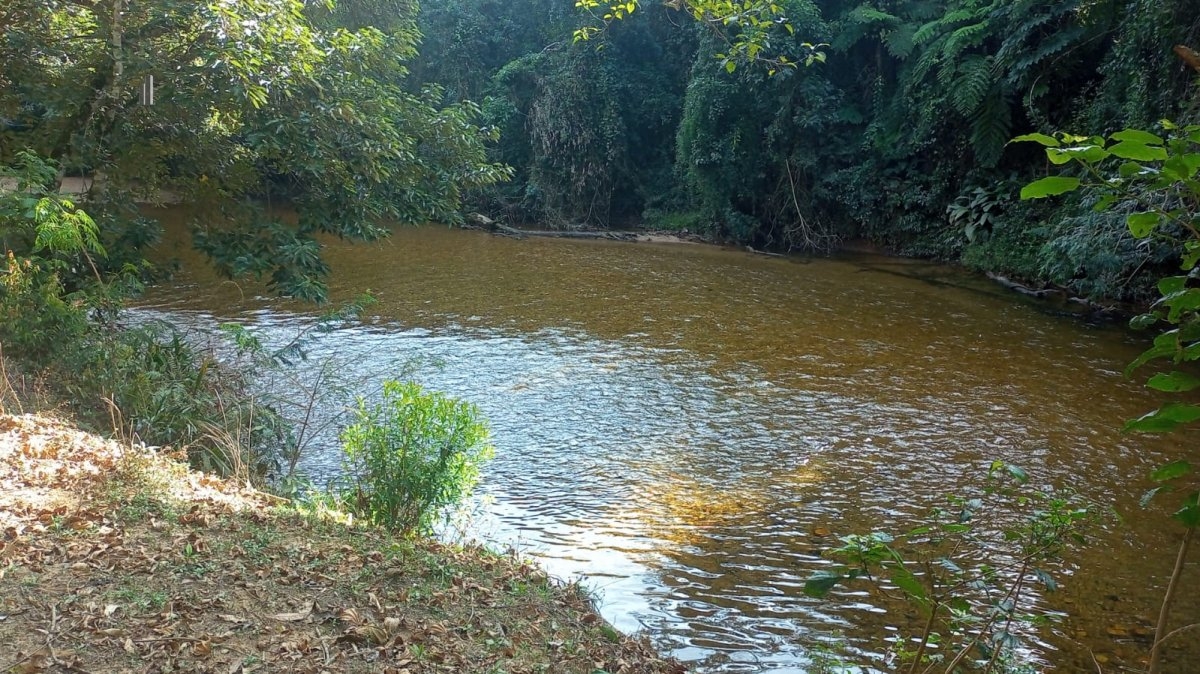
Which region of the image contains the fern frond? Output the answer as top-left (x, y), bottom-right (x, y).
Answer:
top-left (940, 9), bottom-right (981, 25)
top-left (884, 22), bottom-right (917, 59)
top-left (993, 1), bottom-right (1080, 71)
top-left (953, 55), bottom-right (993, 116)
top-left (942, 22), bottom-right (989, 61)
top-left (970, 89), bottom-right (1012, 168)
top-left (912, 19), bottom-right (943, 45)
top-left (848, 4), bottom-right (900, 26)
top-left (907, 45), bottom-right (941, 83)
top-left (1001, 26), bottom-right (1086, 86)
top-left (904, 0), bottom-right (943, 21)
top-left (831, 21), bottom-right (871, 51)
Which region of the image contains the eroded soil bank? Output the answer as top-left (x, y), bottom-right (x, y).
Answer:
top-left (0, 414), bottom-right (683, 674)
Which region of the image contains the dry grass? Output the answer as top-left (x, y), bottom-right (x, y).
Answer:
top-left (0, 414), bottom-right (685, 674)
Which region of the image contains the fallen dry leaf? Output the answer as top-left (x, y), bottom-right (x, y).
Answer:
top-left (270, 599), bottom-right (315, 622)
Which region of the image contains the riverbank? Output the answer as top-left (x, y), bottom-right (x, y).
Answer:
top-left (0, 413), bottom-right (685, 674)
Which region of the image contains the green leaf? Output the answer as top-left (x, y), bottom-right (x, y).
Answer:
top-left (1174, 494), bottom-right (1200, 528)
top-left (804, 571), bottom-right (843, 598)
top-left (1163, 154), bottom-right (1200, 181)
top-left (1161, 289), bottom-right (1200, 322)
top-left (1020, 176), bottom-right (1081, 199)
top-left (890, 566), bottom-right (926, 599)
top-left (1010, 133), bottom-right (1060, 147)
top-left (1151, 459), bottom-right (1193, 482)
top-left (1147, 371), bottom-right (1200, 393)
top-left (1118, 161), bottom-right (1145, 178)
top-left (1005, 464), bottom-right (1029, 484)
top-left (1032, 568), bottom-right (1058, 592)
top-left (1127, 212), bottom-right (1160, 237)
top-left (725, 60), bottom-right (736, 73)
top-left (1184, 241), bottom-right (1200, 271)
top-left (1130, 312), bottom-right (1160, 330)
top-left (1108, 142), bottom-right (1168, 162)
top-left (1093, 194), bottom-right (1118, 212)
top-left (1047, 145), bottom-right (1110, 165)
top-left (1159, 276), bottom-right (1188, 295)
top-left (1111, 129), bottom-right (1165, 145)
top-left (1125, 404), bottom-right (1200, 433)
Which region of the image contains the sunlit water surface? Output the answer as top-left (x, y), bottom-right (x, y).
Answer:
top-left (136, 223), bottom-right (1197, 672)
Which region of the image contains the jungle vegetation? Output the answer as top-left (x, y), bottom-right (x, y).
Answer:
top-left (413, 0), bottom-right (1200, 304)
top-left (3, 3), bottom-right (1200, 672)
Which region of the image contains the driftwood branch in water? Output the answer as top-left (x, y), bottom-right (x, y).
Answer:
top-left (745, 245), bottom-right (785, 258)
top-left (986, 271), bottom-right (1112, 313)
top-left (520, 230), bottom-right (636, 241)
top-left (986, 271), bottom-right (1059, 298)
top-left (466, 213), bottom-right (635, 241)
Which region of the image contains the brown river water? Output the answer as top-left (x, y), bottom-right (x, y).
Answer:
top-left (137, 222), bottom-right (1198, 673)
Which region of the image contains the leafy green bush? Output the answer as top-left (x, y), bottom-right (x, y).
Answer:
top-left (1, 152), bottom-right (285, 476)
top-left (338, 380), bottom-right (493, 535)
top-left (1017, 122), bottom-right (1200, 674)
top-left (805, 462), bottom-right (1102, 674)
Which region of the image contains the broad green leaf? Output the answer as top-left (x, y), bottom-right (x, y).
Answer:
top-left (1005, 464), bottom-right (1029, 484)
top-left (1093, 194), bottom-right (1118, 212)
top-left (725, 60), bottom-right (736, 73)
top-left (803, 571), bottom-right (843, 598)
top-left (1159, 290), bottom-right (1200, 323)
top-left (1163, 154), bottom-right (1200, 181)
top-left (1151, 459), bottom-right (1192, 482)
top-left (1045, 149), bottom-right (1073, 165)
top-left (1174, 494), bottom-right (1200, 528)
top-left (1048, 145), bottom-right (1109, 164)
top-left (1159, 276), bottom-right (1188, 295)
top-left (1185, 242), bottom-right (1200, 271)
top-left (1010, 133), bottom-right (1060, 147)
top-left (1129, 312), bottom-right (1160, 330)
top-left (1125, 404), bottom-right (1200, 433)
top-left (1118, 161), bottom-right (1145, 178)
top-left (1146, 371), bottom-right (1200, 393)
top-left (1108, 142), bottom-right (1168, 162)
top-left (1127, 212), bottom-right (1160, 237)
top-left (890, 566), bottom-right (926, 599)
top-left (1111, 129), bottom-right (1165, 145)
top-left (1020, 176), bottom-right (1081, 199)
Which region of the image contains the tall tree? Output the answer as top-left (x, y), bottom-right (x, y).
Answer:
top-left (0, 0), bottom-right (510, 300)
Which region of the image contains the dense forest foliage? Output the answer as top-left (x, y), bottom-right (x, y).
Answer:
top-left (0, 0), bottom-right (512, 452)
top-left (413, 0), bottom-right (1200, 303)
top-left (1, 0), bottom-right (510, 302)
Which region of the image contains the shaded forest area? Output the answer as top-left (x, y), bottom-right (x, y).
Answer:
top-left (412, 0), bottom-right (1200, 304)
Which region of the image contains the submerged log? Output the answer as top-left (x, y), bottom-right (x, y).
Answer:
top-left (521, 230), bottom-right (636, 241)
top-left (986, 271), bottom-right (1113, 314)
top-left (745, 245), bottom-right (785, 258)
top-left (986, 271), bottom-right (1059, 298)
top-left (467, 214), bottom-right (636, 241)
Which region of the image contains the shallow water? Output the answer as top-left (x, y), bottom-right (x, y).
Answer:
top-left (138, 223), bottom-right (1197, 672)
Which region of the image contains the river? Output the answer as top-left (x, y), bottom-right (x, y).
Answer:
top-left (137, 222), bottom-right (1197, 673)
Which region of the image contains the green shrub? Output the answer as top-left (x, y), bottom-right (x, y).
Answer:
top-left (338, 380), bottom-right (493, 535)
top-left (1, 152), bottom-right (286, 475)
